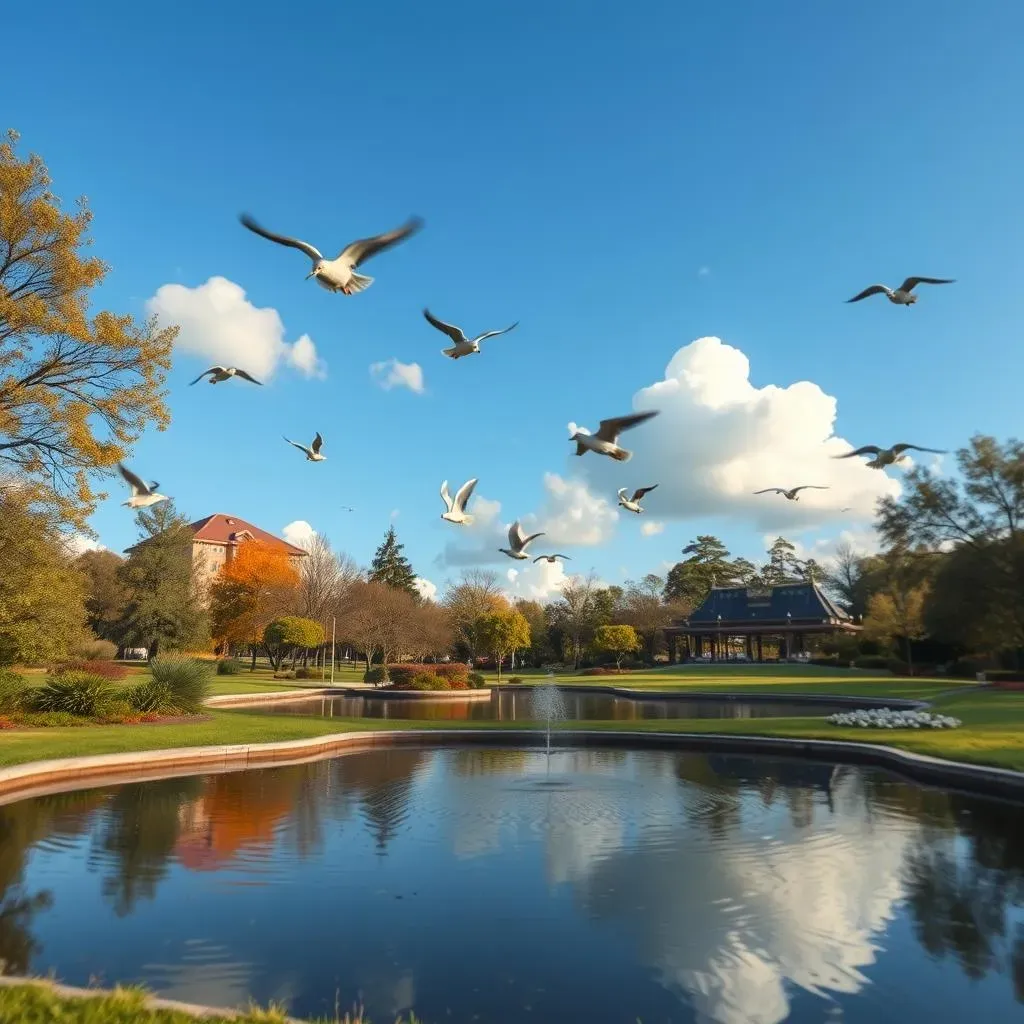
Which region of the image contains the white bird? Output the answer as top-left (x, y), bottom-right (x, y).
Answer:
top-left (189, 365), bottom-right (263, 386)
top-left (617, 485), bottom-right (658, 514)
top-left (118, 464), bottom-right (169, 509)
top-left (533, 553), bottom-right (571, 564)
top-left (340, 506), bottom-right (355, 512)
top-left (240, 214), bottom-right (424, 295)
top-left (570, 410), bottom-right (659, 462)
top-left (284, 432), bottom-right (327, 461)
top-left (846, 276), bottom-right (954, 306)
top-left (500, 521), bottom-right (545, 560)
top-left (833, 443), bottom-right (946, 469)
top-left (753, 485), bottom-right (830, 502)
top-left (440, 478), bottom-right (478, 525)
top-left (422, 309), bottom-right (519, 360)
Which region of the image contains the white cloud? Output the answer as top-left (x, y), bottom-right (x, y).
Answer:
top-left (504, 560), bottom-right (572, 601)
top-left (640, 520), bottom-right (665, 537)
top-left (413, 576), bottom-right (438, 601)
top-left (370, 359), bottom-right (425, 394)
top-left (64, 533), bottom-right (106, 555)
top-left (570, 336), bottom-right (900, 534)
top-left (390, 508), bottom-right (400, 520)
top-left (787, 528), bottom-right (881, 565)
top-left (281, 519), bottom-right (316, 551)
top-left (147, 276), bottom-right (325, 381)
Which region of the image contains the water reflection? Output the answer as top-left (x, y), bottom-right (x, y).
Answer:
top-left (0, 749), bottom-right (1021, 1022)
top-left (246, 690), bottom-right (861, 722)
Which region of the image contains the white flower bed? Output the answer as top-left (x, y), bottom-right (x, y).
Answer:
top-left (826, 707), bottom-right (962, 730)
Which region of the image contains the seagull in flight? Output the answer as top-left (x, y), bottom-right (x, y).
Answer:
top-left (617, 485), bottom-right (658, 514)
top-left (284, 432), bottom-right (327, 461)
top-left (500, 521), bottom-right (545, 560)
top-left (533, 553), bottom-right (571, 564)
top-left (832, 443), bottom-right (946, 469)
top-left (440, 478), bottom-right (478, 525)
top-left (118, 464), bottom-right (169, 509)
top-left (846, 276), bottom-right (954, 306)
top-left (570, 411), bottom-right (659, 462)
top-left (189, 366), bottom-right (263, 386)
top-left (423, 309), bottom-right (519, 360)
top-left (240, 213), bottom-right (424, 295)
top-left (753, 486), bottom-right (830, 502)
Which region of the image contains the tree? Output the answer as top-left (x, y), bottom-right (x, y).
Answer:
top-left (76, 548), bottom-right (130, 643)
top-left (404, 600), bottom-right (453, 661)
top-left (443, 570), bottom-right (508, 660)
top-left (339, 580), bottom-right (418, 673)
top-left (663, 536), bottom-right (748, 606)
top-left (477, 609), bottom-right (531, 681)
top-left (0, 485), bottom-right (88, 665)
top-left (368, 526), bottom-right (418, 595)
top-left (618, 575), bottom-right (672, 663)
top-left (514, 598), bottom-right (551, 666)
top-left (594, 624), bottom-right (641, 668)
top-left (862, 582), bottom-right (930, 673)
top-left (550, 573), bottom-right (600, 668)
top-left (877, 435), bottom-right (1024, 659)
top-left (117, 502), bottom-right (208, 659)
top-left (761, 537), bottom-right (804, 584)
top-left (298, 532), bottom-right (361, 625)
top-left (208, 539), bottom-right (299, 666)
top-left (263, 616), bottom-right (326, 671)
top-left (0, 131), bottom-right (177, 528)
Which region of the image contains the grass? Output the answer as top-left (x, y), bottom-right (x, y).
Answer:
top-left (0, 981), bottom-right (420, 1023)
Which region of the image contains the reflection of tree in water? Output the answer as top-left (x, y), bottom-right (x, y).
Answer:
top-left (452, 749), bottom-right (530, 776)
top-left (332, 750), bottom-right (429, 853)
top-left (0, 889), bottom-right (52, 974)
top-left (95, 776), bottom-right (203, 917)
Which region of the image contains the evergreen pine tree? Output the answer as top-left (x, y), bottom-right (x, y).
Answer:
top-left (368, 526), bottom-right (419, 596)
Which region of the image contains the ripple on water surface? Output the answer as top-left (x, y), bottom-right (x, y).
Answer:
top-left (3, 745), bottom-right (1024, 1024)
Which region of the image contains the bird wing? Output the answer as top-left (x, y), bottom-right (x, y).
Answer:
top-left (339, 216), bottom-right (424, 266)
top-left (632, 484), bottom-right (658, 501)
top-left (833, 446), bottom-right (883, 459)
top-left (422, 308), bottom-right (467, 344)
top-left (233, 369), bottom-right (263, 385)
top-left (284, 437), bottom-right (309, 454)
top-left (311, 432), bottom-right (324, 454)
top-left (118, 463), bottom-right (149, 495)
top-left (793, 485), bottom-right (830, 493)
top-left (617, 488), bottom-right (629, 500)
top-left (453, 477), bottom-right (478, 511)
top-left (508, 522), bottom-right (524, 549)
top-left (554, 554), bottom-right (571, 561)
top-left (533, 555), bottom-right (548, 563)
top-left (239, 215), bottom-right (323, 261)
top-left (891, 443), bottom-right (947, 455)
top-left (474, 322), bottom-right (519, 345)
top-left (846, 285), bottom-right (888, 303)
top-left (900, 277), bottom-right (955, 292)
top-left (520, 531), bottom-right (545, 549)
top-left (440, 480), bottom-right (454, 512)
top-left (188, 368), bottom-right (217, 386)
top-left (753, 488), bottom-right (784, 495)
top-left (594, 410), bottom-right (659, 443)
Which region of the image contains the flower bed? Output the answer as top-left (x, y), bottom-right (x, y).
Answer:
top-left (827, 708), bottom-right (962, 730)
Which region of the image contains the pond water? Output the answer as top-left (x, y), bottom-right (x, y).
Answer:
top-left (2, 747), bottom-right (1023, 1023)
top-left (242, 689), bottom-right (862, 721)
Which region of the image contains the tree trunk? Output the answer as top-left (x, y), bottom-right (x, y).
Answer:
top-left (904, 635), bottom-right (914, 676)
top-left (616, 651), bottom-right (624, 669)
top-left (250, 645), bottom-right (257, 672)
top-left (495, 649), bottom-right (502, 682)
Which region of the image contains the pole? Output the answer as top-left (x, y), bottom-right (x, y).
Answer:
top-left (330, 616), bottom-right (336, 684)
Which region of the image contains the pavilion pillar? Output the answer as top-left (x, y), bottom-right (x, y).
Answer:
top-left (745, 635), bottom-right (754, 660)
top-left (756, 635), bottom-right (763, 662)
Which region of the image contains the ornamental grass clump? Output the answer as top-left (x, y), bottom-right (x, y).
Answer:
top-left (147, 654), bottom-right (212, 713)
top-left (29, 672), bottom-right (116, 716)
top-left (0, 670), bottom-right (28, 713)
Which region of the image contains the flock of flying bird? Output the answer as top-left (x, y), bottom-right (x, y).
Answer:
top-left (114, 212), bottom-right (954, 566)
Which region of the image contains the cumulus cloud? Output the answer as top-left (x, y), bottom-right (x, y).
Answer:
top-left (64, 533), bottom-right (106, 555)
top-left (640, 521), bottom-right (665, 537)
top-left (787, 527), bottom-right (882, 565)
top-left (281, 520), bottom-right (316, 550)
top-left (504, 559), bottom-right (572, 601)
top-left (570, 336), bottom-right (900, 534)
top-left (147, 276), bottom-right (325, 381)
top-left (370, 359), bottom-right (425, 394)
top-left (413, 576), bottom-right (438, 601)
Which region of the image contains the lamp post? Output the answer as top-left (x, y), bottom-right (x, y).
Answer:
top-left (717, 613), bottom-right (723, 662)
top-left (330, 616), bottom-right (336, 684)
top-left (785, 611), bottom-right (792, 661)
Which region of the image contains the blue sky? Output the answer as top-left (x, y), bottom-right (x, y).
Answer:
top-left (9, 1), bottom-right (1024, 599)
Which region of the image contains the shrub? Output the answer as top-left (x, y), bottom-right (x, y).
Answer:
top-left (50, 658), bottom-right (128, 681)
top-left (29, 673), bottom-right (116, 716)
top-left (948, 656), bottom-right (999, 678)
top-left (72, 639), bottom-right (118, 661)
top-left (273, 670), bottom-right (296, 680)
top-left (0, 670), bottom-right (28, 714)
top-left (434, 663), bottom-right (469, 684)
top-left (364, 666), bottom-right (389, 687)
top-left (808, 656), bottom-right (840, 667)
top-left (580, 666), bottom-right (630, 676)
top-left (468, 672), bottom-right (487, 689)
top-left (0, 715), bottom-right (16, 730)
top-left (127, 680), bottom-right (178, 714)
top-left (852, 655), bottom-right (891, 671)
top-left (409, 672), bottom-right (450, 691)
top-left (448, 677), bottom-right (468, 690)
top-left (96, 699), bottom-right (143, 724)
top-left (15, 711), bottom-right (88, 728)
top-left (148, 655), bottom-right (212, 714)
top-left (295, 666), bottom-right (322, 680)
top-left (216, 658), bottom-right (243, 676)
top-left (982, 669), bottom-right (1024, 683)
top-left (508, 676), bottom-right (524, 685)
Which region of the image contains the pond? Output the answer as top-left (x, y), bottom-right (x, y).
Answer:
top-left (240, 689), bottom-right (867, 721)
top-left (2, 747), bottom-right (1023, 1023)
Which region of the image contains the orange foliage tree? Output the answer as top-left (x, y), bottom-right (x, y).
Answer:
top-left (208, 541), bottom-right (299, 666)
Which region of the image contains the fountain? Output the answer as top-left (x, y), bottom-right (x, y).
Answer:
top-left (529, 673), bottom-right (568, 777)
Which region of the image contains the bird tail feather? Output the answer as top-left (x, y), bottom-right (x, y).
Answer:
top-left (575, 441), bottom-right (588, 456)
top-left (442, 347), bottom-right (460, 359)
top-left (348, 272), bottom-right (374, 293)
top-left (609, 448), bottom-right (632, 462)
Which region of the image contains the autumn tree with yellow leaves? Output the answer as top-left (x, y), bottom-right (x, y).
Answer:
top-left (0, 130), bottom-right (177, 527)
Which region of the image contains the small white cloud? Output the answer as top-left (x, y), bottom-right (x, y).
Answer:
top-left (413, 577), bottom-right (438, 601)
top-left (147, 276), bottom-right (325, 381)
top-left (640, 521), bottom-right (665, 537)
top-left (281, 520), bottom-right (316, 551)
top-left (370, 359), bottom-right (425, 394)
top-left (504, 559), bottom-right (571, 601)
top-left (390, 508), bottom-right (401, 520)
top-left (65, 533), bottom-right (106, 555)
top-left (522, 473), bottom-right (618, 547)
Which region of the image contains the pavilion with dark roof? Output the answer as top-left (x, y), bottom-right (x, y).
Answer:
top-left (663, 580), bottom-right (859, 663)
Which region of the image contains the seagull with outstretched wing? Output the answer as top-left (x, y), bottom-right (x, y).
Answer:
top-left (846, 276), bottom-right (954, 306)
top-left (283, 432), bottom-right (326, 461)
top-left (533, 553), bottom-right (571, 564)
top-left (499, 521), bottom-right (545, 560)
top-left (423, 309), bottom-right (519, 360)
top-left (832, 443), bottom-right (946, 469)
top-left (570, 410), bottom-right (659, 462)
top-left (189, 366), bottom-right (263, 386)
top-left (753, 485), bottom-right (830, 502)
top-left (617, 485), bottom-right (658, 514)
top-left (118, 464), bottom-right (169, 509)
top-left (440, 477), bottom-right (478, 525)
